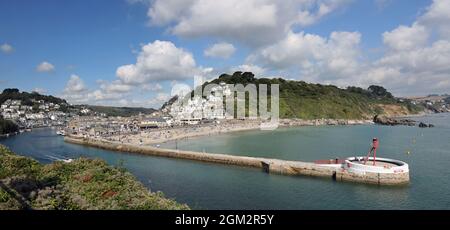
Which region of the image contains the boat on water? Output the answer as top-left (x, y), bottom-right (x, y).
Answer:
top-left (46, 154), bottom-right (73, 163)
top-left (56, 130), bottom-right (66, 136)
top-left (62, 158), bottom-right (74, 163)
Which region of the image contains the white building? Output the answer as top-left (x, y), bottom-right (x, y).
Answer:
top-left (169, 83), bottom-right (234, 123)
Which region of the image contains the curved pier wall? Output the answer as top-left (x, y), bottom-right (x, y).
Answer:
top-left (337, 170), bottom-right (409, 185)
top-left (64, 136), bottom-right (409, 185)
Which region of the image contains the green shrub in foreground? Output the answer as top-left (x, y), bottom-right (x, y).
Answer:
top-left (0, 145), bottom-right (189, 210)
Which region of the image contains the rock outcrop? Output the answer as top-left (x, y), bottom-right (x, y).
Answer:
top-left (373, 115), bottom-right (435, 128)
top-left (373, 115), bottom-right (416, 126)
top-left (418, 122), bottom-right (435, 128)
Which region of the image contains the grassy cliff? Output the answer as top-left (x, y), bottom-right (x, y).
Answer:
top-left (205, 72), bottom-right (423, 119)
top-left (0, 145), bottom-right (188, 210)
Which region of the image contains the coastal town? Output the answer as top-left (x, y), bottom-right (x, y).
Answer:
top-left (1, 99), bottom-right (69, 129)
top-left (0, 97), bottom-right (109, 131)
top-left (407, 95), bottom-right (450, 113)
top-left (1, 86), bottom-right (450, 142)
top-left (61, 92), bottom-right (449, 146)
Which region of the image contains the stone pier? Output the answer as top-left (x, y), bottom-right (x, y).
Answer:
top-left (64, 136), bottom-right (409, 186)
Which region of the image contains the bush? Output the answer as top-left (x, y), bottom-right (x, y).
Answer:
top-left (0, 145), bottom-right (189, 210)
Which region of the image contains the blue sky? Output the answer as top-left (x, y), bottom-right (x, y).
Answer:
top-left (1, 0), bottom-right (449, 108)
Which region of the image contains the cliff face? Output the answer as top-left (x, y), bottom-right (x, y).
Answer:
top-left (375, 104), bottom-right (413, 117)
top-left (0, 145), bottom-right (188, 210)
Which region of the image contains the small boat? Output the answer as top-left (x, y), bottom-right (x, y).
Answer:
top-left (45, 155), bottom-right (73, 163)
top-left (56, 130), bottom-right (66, 136)
top-left (62, 158), bottom-right (74, 163)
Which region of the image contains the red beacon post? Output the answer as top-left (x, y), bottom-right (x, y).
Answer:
top-left (364, 138), bottom-right (379, 166)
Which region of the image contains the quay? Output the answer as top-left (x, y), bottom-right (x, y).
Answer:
top-left (64, 136), bottom-right (409, 186)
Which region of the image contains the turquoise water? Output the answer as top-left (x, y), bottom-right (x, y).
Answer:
top-left (1, 114), bottom-right (450, 209)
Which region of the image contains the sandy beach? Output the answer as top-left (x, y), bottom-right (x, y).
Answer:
top-left (96, 118), bottom-right (373, 146)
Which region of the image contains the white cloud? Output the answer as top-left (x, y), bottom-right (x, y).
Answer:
top-left (98, 80), bottom-right (133, 93)
top-left (382, 23), bottom-right (428, 51)
top-left (59, 0), bottom-right (450, 107)
top-left (87, 89), bottom-right (124, 102)
top-left (170, 0), bottom-right (277, 46)
top-left (362, 0), bottom-right (450, 95)
top-left (64, 74), bottom-right (87, 94)
top-left (32, 88), bottom-right (47, 94)
top-left (103, 93), bottom-right (171, 108)
top-left (419, 0), bottom-right (450, 39)
top-left (146, 0), bottom-right (352, 46)
top-left (1, 43), bottom-right (14, 54)
top-left (116, 40), bottom-right (202, 84)
top-left (241, 0), bottom-right (450, 95)
top-left (142, 83), bottom-right (163, 91)
top-left (36, 61), bottom-right (55, 72)
top-left (171, 83), bottom-right (192, 97)
top-left (147, 92), bottom-right (171, 108)
top-left (147, 0), bottom-right (196, 26)
top-left (249, 30), bottom-right (362, 82)
top-left (61, 40), bottom-right (211, 107)
top-left (204, 42), bottom-right (236, 59)
top-left (62, 75), bottom-right (130, 105)
top-left (365, 40), bottom-right (450, 95)
top-left (296, 0), bottom-right (352, 27)
top-left (61, 75), bottom-right (91, 104)
top-left (232, 64), bottom-right (266, 77)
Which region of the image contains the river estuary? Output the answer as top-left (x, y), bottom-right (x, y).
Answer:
top-left (1, 113), bottom-right (450, 209)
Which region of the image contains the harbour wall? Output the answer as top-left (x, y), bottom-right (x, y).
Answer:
top-left (64, 136), bottom-right (409, 186)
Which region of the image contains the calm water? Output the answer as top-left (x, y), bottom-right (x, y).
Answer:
top-left (1, 114), bottom-right (450, 209)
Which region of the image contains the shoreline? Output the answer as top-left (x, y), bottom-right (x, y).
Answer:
top-left (0, 131), bottom-right (20, 139)
top-left (0, 126), bottom-right (59, 139)
top-left (93, 118), bottom-right (374, 146)
top-left (397, 111), bottom-right (449, 118)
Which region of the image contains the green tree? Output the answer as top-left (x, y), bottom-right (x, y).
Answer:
top-left (0, 118), bottom-right (19, 134)
top-left (368, 85), bottom-right (393, 99)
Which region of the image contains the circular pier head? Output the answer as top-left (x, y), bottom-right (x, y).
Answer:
top-left (342, 157), bottom-right (410, 185)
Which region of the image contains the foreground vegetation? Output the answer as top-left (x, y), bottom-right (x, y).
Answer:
top-left (0, 145), bottom-right (188, 210)
top-left (204, 72), bottom-right (423, 119)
